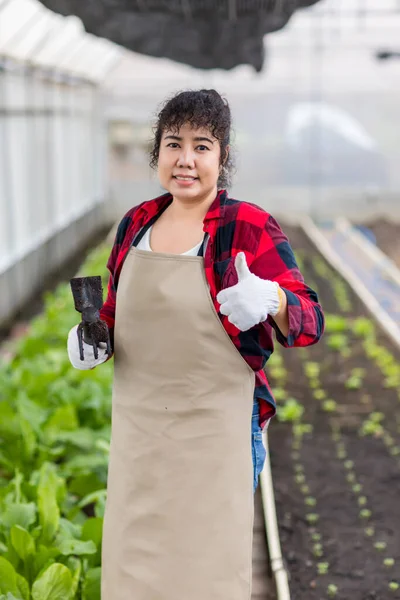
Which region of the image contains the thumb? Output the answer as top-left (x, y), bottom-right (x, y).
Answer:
top-left (235, 252), bottom-right (252, 281)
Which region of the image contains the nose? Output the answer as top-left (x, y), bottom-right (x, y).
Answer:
top-left (177, 146), bottom-right (195, 169)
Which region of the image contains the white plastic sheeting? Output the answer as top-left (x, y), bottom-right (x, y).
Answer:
top-left (0, 0), bottom-right (123, 278)
top-left (0, 0), bottom-right (122, 81)
top-left (0, 70), bottom-right (106, 275)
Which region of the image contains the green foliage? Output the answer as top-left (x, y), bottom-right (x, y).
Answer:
top-left (352, 317), bottom-right (375, 339)
top-left (317, 561), bottom-right (329, 575)
top-left (304, 362), bottom-right (320, 380)
top-left (0, 243), bottom-right (112, 599)
top-left (345, 368), bottom-right (366, 390)
top-left (384, 558), bottom-right (395, 568)
top-left (327, 583), bottom-right (338, 597)
top-left (360, 412), bottom-right (385, 437)
top-left (374, 541), bottom-right (387, 551)
top-left (326, 333), bottom-right (349, 354)
top-left (306, 513), bottom-right (319, 525)
top-left (277, 398), bottom-right (304, 423)
top-left (322, 400), bottom-right (337, 413)
top-left (324, 314), bottom-right (348, 333)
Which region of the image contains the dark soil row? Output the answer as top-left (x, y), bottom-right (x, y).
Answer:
top-left (268, 225), bottom-right (400, 600)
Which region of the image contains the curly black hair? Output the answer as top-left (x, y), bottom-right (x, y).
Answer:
top-left (149, 89), bottom-right (234, 188)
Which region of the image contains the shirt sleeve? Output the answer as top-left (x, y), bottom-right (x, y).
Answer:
top-left (99, 215), bottom-right (131, 349)
top-left (251, 214), bottom-right (325, 348)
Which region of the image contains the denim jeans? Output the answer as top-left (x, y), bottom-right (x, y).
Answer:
top-left (251, 400), bottom-right (267, 492)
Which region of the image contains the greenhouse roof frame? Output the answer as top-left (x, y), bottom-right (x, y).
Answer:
top-left (0, 0), bottom-right (123, 82)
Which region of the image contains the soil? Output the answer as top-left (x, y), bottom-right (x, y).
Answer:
top-left (268, 225), bottom-right (400, 600)
top-left (360, 219), bottom-right (400, 269)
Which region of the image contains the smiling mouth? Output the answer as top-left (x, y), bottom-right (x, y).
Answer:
top-left (173, 176), bottom-right (198, 181)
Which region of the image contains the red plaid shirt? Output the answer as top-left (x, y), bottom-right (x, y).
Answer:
top-left (100, 190), bottom-right (324, 428)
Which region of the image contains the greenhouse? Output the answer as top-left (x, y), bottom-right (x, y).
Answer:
top-left (1, 1), bottom-right (400, 599)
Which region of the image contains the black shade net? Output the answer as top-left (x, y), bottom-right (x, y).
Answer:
top-left (38, 0), bottom-right (322, 71)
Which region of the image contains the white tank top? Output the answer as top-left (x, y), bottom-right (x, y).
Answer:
top-left (136, 226), bottom-right (203, 256)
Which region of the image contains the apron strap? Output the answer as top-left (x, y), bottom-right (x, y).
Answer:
top-left (197, 232), bottom-right (209, 257)
top-left (131, 204), bottom-right (170, 248)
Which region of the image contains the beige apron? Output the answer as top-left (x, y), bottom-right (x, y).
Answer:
top-left (101, 247), bottom-right (256, 600)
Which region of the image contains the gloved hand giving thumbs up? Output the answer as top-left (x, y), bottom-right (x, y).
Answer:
top-left (216, 252), bottom-right (282, 332)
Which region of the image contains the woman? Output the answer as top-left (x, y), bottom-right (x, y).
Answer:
top-left (67, 89), bottom-right (324, 600)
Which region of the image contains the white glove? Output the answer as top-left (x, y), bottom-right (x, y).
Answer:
top-left (67, 324), bottom-right (109, 370)
top-left (216, 252), bottom-right (282, 332)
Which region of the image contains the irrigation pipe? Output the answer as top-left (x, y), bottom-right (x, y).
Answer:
top-left (300, 215), bottom-right (400, 352)
top-left (260, 431), bottom-right (291, 600)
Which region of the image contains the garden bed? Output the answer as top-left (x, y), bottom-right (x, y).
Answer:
top-left (0, 245), bottom-right (113, 599)
top-left (268, 225), bottom-right (400, 600)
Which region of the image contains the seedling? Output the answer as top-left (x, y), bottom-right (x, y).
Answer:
top-left (320, 398), bottom-right (336, 413)
top-left (324, 314), bottom-right (347, 333)
top-left (360, 418), bottom-right (384, 437)
top-left (317, 562), bottom-right (329, 575)
top-left (313, 543), bottom-right (323, 558)
top-left (383, 433), bottom-right (394, 447)
top-left (370, 412), bottom-right (385, 423)
top-left (292, 439), bottom-right (301, 451)
top-left (389, 582), bottom-right (399, 591)
top-left (270, 367), bottom-right (287, 381)
top-left (306, 513), bottom-right (319, 525)
top-left (345, 374), bottom-right (363, 390)
top-left (327, 333), bottom-right (348, 352)
top-left (301, 484), bottom-right (310, 495)
top-left (304, 362), bottom-right (320, 379)
top-left (313, 389), bottom-right (327, 400)
top-left (352, 483), bottom-right (363, 493)
top-left (359, 509), bottom-right (372, 519)
top-left (311, 532), bottom-right (321, 542)
top-left (374, 541), bottom-right (387, 551)
top-left (305, 496), bottom-right (317, 507)
top-left (278, 398), bottom-right (304, 423)
top-left (332, 279), bottom-right (352, 312)
top-left (344, 460), bottom-right (354, 470)
top-left (358, 496), bottom-right (367, 506)
top-left (352, 368), bottom-right (366, 377)
top-left (361, 393), bottom-right (371, 405)
top-left (364, 527), bottom-right (375, 537)
top-left (293, 423), bottom-right (313, 438)
top-left (384, 374), bottom-right (400, 388)
top-left (384, 558), bottom-right (395, 567)
top-left (273, 386), bottom-right (286, 401)
top-left (327, 583), bottom-right (338, 597)
top-left (352, 317), bottom-right (375, 338)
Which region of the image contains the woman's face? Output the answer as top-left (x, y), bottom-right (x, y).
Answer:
top-left (158, 123), bottom-right (222, 202)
